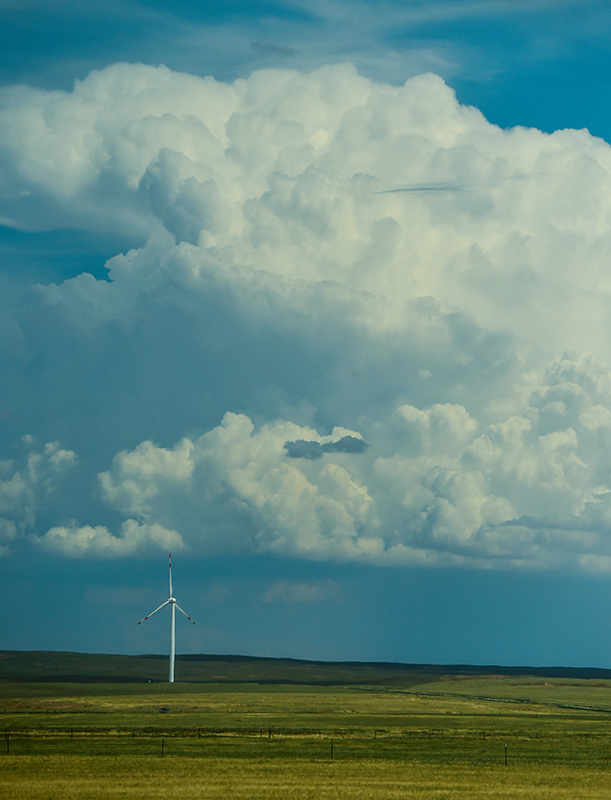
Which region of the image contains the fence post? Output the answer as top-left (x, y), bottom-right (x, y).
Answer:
top-left (161, 737), bottom-right (165, 758)
top-left (5, 732), bottom-right (8, 756)
top-left (504, 743), bottom-right (507, 766)
top-left (330, 739), bottom-right (334, 760)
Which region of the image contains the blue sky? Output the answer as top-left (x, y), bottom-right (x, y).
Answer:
top-left (3, 0), bottom-right (611, 669)
top-left (4, 1), bottom-right (611, 138)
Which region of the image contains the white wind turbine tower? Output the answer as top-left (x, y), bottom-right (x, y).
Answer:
top-left (137, 554), bottom-right (195, 683)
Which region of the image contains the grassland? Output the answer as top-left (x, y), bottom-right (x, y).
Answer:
top-left (2, 653), bottom-right (611, 798)
top-left (0, 649), bottom-right (476, 686)
top-left (3, 649), bottom-right (609, 686)
top-left (5, 757), bottom-right (611, 800)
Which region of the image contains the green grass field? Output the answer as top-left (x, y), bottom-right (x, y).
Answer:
top-left (2, 654), bottom-right (611, 798)
top-left (4, 757), bottom-right (611, 800)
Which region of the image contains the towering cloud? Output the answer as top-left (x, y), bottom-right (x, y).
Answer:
top-left (2, 62), bottom-right (611, 570)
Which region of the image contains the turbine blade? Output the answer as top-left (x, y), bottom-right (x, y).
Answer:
top-left (168, 553), bottom-right (173, 598)
top-left (175, 604), bottom-right (195, 625)
top-left (137, 599), bottom-right (170, 625)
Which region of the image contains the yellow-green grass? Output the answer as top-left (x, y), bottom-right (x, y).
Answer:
top-left (2, 683), bottom-right (611, 738)
top-left (3, 757), bottom-right (611, 799)
top-left (413, 675), bottom-right (611, 709)
top-left (3, 679), bottom-right (611, 798)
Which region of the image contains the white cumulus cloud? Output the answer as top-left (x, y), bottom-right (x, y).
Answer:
top-left (2, 62), bottom-right (611, 572)
top-left (0, 439), bottom-right (76, 557)
top-left (38, 519), bottom-right (184, 558)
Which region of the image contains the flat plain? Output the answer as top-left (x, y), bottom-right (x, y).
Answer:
top-left (2, 653), bottom-right (611, 798)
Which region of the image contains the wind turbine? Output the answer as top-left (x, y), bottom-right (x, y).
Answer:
top-left (137, 554), bottom-right (195, 683)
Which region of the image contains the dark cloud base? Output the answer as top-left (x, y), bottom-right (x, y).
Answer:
top-left (284, 435), bottom-right (368, 459)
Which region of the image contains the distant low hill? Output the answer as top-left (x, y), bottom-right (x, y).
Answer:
top-left (2, 650), bottom-right (611, 686)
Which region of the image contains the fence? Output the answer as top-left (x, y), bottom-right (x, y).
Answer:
top-left (3, 726), bottom-right (611, 767)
